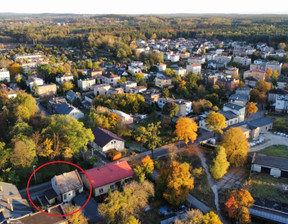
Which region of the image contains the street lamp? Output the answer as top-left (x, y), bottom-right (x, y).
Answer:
top-left (33, 165), bottom-right (37, 182)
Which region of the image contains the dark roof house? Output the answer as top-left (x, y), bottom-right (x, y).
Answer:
top-left (92, 127), bottom-right (124, 148)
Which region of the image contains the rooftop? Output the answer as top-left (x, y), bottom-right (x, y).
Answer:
top-left (224, 103), bottom-right (245, 111)
top-left (92, 127), bottom-right (124, 148)
top-left (83, 161), bottom-right (134, 189)
top-left (54, 170), bottom-right (83, 194)
top-left (252, 153), bottom-right (288, 171)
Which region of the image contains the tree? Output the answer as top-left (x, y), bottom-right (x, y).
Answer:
top-left (245, 102), bottom-right (258, 118)
top-left (175, 209), bottom-right (222, 224)
top-left (175, 117), bottom-right (198, 145)
top-left (222, 128), bottom-right (250, 167)
top-left (146, 122), bottom-right (162, 158)
top-left (133, 126), bottom-right (148, 148)
top-left (163, 88), bottom-right (170, 98)
top-left (32, 82), bottom-right (39, 96)
top-left (42, 115), bottom-right (94, 157)
top-left (225, 189), bottom-right (254, 224)
top-left (157, 161), bottom-right (194, 206)
top-left (10, 138), bottom-right (36, 168)
top-left (205, 111), bottom-right (227, 134)
top-left (9, 63), bottom-right (22, 77)
top-left (141, 155), bottom-right (154, 176)
top-left (250, 89), bottom-right (260, 102)
top-left (121, 216), bottom-right (140, 224)
top-left (64, 205), bottom-right (88, 224)
top-left (62, 81), bottom-right (74, 94)
top-left (99, 181), bottom-right (154, 224)
top-left (256, 80), bottom-right (271, 93)
top-left (271, 70), bottom-right (280, 87)
top-left (0, 142), bottom-right (11, 169)
top-left (13, 91), bottom-right (39, 121)
top-left (162, 102), bottom-right (179, 118)
top-left (118, 77), bottom-right (127, 84)
top-left (210, 146), bottom-right (230, 179)
top-left (134, 73), bottom-right (144, 83)
top-left (266, 67), bottom-right (273, 80)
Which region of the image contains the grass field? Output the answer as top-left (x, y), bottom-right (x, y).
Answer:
top-left (244, 173), bottom-right (288, 204)
top-left (258, 145), bottom-right (288, 158)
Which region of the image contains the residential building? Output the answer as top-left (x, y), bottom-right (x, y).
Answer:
top-left (107, 87), bottom-right (124, 96)
top-left (265, 61), bottom-right (282, 74)
top-left (141, 88), bottom-right (161, 105)
top-left (233, 56), bottom-right (251, 66)
top-left (101, 72), bottom-right (120, 87)
top-left (180, 51), bottom-right (190, 59)
top-left (0, 182), bottom-right (31, 223)
top-left (188, 57), bottom-right (205, 64)
top-left (170, 54), bottom-right (180, 62)
top-left (51, 170), bottom-right (83, 203)
top-left (243, 69), bottom-right (266, 81)
top-left (47, 98), bottom-right (84, 119)
top-left (157, 97), bottom-right (192, 116)
top-left (172, 67), bottom-right (187, 77)
top-left (94, 83), bottom-right (111, 96)
top-left (0, 69), bottom-right (10, 82)
top-left (6, 204), bottom-right (67, 224)
top-left (56, 73), bottom-right (74, 84)
top-left (130, 86), bottom-right (147, 94)
top-left (228, 94), bottom-right (249, 106)
top-left (0, 84), bottom-right (17, 99)
top-left (81, 161), bottom-right (134, 197)
top-left (128, 66), bottom-right (142, 75)
top-left (26, 77), bottom-right (44, 92)
top-left (120, 81), bottom-right (137, 93)
top-left (154, 75), bottom-right (173, 88)
top-left (224, 67), bottom-right (239, 76)
top-left (156, 63), bottom-right (167, 72)
top-left (110, 109), bottom-right (133, 124)
top-left (38, 84), bottom-right (57, 97)
top-left (268, 89), bottom-right (288, 103)
top-left (90, 68), bottom-right (103, 81)
top-left (90, 127), bottom-right (125, 154)
top-left (251, 153), bottom-right (288, 178)
top-left (77, 78), bottom-right (96, 91)
top-left (186, 63), bottom-right (201, 74)
top-left (199, 110), bottom-right (239, 131)
top-left (275, 95), bottom-right (288, 112)
top-left (223, 103), bottom-right (245, 122)
top-left (235, 87), bottom-right (252, 96)
top-left (245, 77), bottom-right (257, 88)
top-left (66, 90), bottom-right (81, 104)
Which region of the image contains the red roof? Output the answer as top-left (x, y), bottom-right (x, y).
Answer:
top-left (84, 161), bottom-right (134, 188)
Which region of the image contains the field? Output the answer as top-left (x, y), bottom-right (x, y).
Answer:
top-left (258, 145), bottom-right (288, 158)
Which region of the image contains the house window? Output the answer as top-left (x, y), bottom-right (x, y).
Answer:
top-left (110, 185), bottom-right (115, 190)
top-left (63, 194), bottom-right (67, 200)
top-left (114, 141), bottom-right (116, 144)
top-left (99, 188), bottom-right (103, 193)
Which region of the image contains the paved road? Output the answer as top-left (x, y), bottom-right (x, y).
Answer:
top-left (20, 181), bottom-right (51, 200)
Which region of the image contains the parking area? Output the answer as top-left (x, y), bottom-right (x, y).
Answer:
top-left (73, 194), bottom-right (103, 224)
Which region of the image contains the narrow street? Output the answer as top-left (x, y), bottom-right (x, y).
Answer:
top-left (20, 181), bottom-right (51, 200)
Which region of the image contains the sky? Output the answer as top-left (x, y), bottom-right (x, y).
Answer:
top-left (1, 0), bottom-right (288, 15)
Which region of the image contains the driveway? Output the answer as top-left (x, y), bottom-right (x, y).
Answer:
top-left (73, 194), bottom-right (103, 224)
top-left (250, 132), bottom-right (288, 152)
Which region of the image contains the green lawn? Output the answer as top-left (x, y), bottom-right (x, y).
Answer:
top-left (259, 145), bottom-right (288, 158)
top-left (244, 173), bottom-right (288, 204)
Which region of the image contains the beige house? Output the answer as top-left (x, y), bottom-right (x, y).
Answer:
top-left (38, 84), bottom-right (57, 97)
top-left (94, 83), bottom-right (111, 96)
top-left (81, 161), bottom-right (134, 197)
top-left (101, 72), bottom-right (120, 87)
top-left (243, 69), bottom-right (266, 81)
top-left (77, 78), bottom-right (96, 91)
top-left (154, 75), bottom-right (172, 88)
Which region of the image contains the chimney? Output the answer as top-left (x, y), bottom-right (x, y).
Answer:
top-left (7, 198), bottom-right (10, 204)
top-left (0, 185), bottom-right (3, 192)
top-left (47, 207), bottom-right (51, 213)
top-left (9, 203), bottom-right (13, 212)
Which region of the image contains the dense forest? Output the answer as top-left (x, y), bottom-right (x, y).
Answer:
top-left (0, 14), bottom-right (288, 48)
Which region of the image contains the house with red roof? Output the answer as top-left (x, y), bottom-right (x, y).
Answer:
top-left (81, 161), bottom-right (134, 197)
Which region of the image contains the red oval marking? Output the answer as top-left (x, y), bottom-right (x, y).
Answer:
top-left (26, 161), bottom-right (92, 217)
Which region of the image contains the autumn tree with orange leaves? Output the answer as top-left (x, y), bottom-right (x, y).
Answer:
top-left (225, 189), bottom-right (254, 224)
top-left (245, 102), bottom-right (258, 118)
top-left (157, 161), bottom-right (194, 206)
top-left (174, 117), bottom-right (198, 145)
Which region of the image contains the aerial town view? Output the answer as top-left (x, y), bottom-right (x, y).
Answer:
top-left (0, 0), bottom-right (288, 224)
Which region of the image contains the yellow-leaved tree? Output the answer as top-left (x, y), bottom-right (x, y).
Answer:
top-left (174, 117), bottom-right (198, 145)
top-left (205, 111), bottom-right (227, 134)
top-left (64, 205), bottom-right (88, 224)
top-left (157, 161), bottom-right (194, 206)
top-left (245, 102), bottom-right (258, 118)
top-left (222, 127), bottom-right (250, 167)
top-left (210, 146), bottom-right (230, 179)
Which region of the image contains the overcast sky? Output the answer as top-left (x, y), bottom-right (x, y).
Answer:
top-left (1, 0), bottom-right (288, 14)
